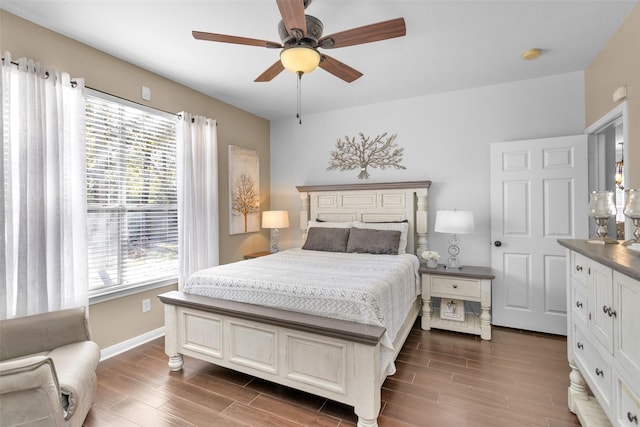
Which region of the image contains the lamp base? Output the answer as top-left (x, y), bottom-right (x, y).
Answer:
top-left (587, 237), bottom-right (619, 245)
top-left (269, 228), bottom-right (280, 253)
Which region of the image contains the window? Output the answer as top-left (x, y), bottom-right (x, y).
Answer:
top-left (85, 90), bottom-right (178, 297)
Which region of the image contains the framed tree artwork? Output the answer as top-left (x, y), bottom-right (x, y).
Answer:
top-left (228, 145), bottom-right (260, 234)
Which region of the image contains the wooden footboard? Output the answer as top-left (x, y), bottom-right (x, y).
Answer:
top-left (158, 291), bottom-right (420, 427)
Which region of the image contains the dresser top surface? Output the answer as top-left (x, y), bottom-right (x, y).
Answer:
top-left (558, 239), bottom-right (640, 281)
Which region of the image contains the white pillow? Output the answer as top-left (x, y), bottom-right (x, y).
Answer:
top-left (307, 220), bottom-right (353, 229)
top-left (353, 220), bottom-right (409, 254)
top-left (303, 220), bottom-right (353, 245)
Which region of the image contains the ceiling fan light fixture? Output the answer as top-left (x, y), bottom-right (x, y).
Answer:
top-left (280, 46), bottom-right (321, 75)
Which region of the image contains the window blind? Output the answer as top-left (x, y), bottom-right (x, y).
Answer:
top-left (85, 93), bottom-right (178, 294)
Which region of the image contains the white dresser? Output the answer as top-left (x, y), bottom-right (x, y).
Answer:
top-left (559, 240), bottom-right (640, 427)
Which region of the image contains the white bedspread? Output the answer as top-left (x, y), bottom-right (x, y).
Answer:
top-left (184, 249), bottom-right (420, 356)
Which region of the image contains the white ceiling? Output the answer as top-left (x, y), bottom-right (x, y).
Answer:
top-left (2, 1), bottom-right (637, 121)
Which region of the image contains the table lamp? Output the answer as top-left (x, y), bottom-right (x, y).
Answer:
top-left (262, 210), bottom-right (290, 253)
top-left (434, 210), bottom-right (474, 269)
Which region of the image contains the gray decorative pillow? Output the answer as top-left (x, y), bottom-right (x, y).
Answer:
top-left (302, 227), bottom-right (351, 252)
top-left (352, 220), bottom-right (409, 254)
top-left (346, 227), bottom-right (401, 255)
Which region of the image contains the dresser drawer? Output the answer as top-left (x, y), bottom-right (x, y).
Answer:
top-left (573, 324), bottom-right (589, 363)
top-left (431, 276), bottom-right (481, 299)
top-left (571, 279), bottom-right (589, 330)
top-left (571, 251), bottom-right (588, 283)
top-left (617, 377), bottom-right (640, 427)
top-left (574, 325), bottom-right (612, 410)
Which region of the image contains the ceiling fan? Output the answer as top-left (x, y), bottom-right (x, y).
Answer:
top-left (192, 0), bottom-right (406, 83)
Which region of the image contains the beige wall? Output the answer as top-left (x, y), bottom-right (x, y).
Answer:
top-left (1, 11), bottom-right (271, 349)
top-left (585, 4), bottom-right (640, 188)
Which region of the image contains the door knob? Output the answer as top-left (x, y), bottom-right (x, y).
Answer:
top-left (494, 241), bottom-right (502, 247)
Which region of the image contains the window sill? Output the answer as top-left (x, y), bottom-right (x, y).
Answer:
top-left (89, 278), bottom-right (178, 305)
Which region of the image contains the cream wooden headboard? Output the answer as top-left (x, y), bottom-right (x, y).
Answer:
top-left (296, 181), bottom-right (431, 255)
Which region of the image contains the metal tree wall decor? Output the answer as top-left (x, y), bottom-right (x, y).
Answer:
top-left (326, 132), bottom-right (405, 179)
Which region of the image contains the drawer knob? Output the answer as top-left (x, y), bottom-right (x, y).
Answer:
top-left (595, 368), bottom-right (604, 377)
top-left (628, 412), bottom-right (638, 424)
top-left (603, 305), bottom-right (617, 318)
top-left (576, 265), bottom-right (583, 272)
top-left (452, 284), bottom-right (458, 289)
top-left (576, 301), bottom-right (583, 308)
top-left (576, 342), bottom-right (583, 350)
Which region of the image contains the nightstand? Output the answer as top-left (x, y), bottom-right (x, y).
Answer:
top-left (420, 264), bottom-right (494, 340)
top-left (243, 251), bottom-right (272, 260)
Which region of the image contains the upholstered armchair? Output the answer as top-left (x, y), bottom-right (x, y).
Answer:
top-left (0, 307), bottom-right (100, 427)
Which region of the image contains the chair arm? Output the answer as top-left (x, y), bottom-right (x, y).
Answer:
top-left (0, 355), bottom-right (65, 426)
top-left (48, 341), bottom-right (100, 419)
top-left (0, 307), bottom-right (91, 361)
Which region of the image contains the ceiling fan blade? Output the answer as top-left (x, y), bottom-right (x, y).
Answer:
top-left (276, 0), bottom-right (307, 38)
top-left (319, 55), bottom-right (363, 83)
top-left (255, 60), bottom-right (285, 82)
top-left (318, 18), bottom-right (406, 49)
top-left (193, 31), bottom-right (282, 49)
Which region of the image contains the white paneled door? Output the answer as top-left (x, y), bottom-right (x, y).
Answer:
top-left (490, 135), bottom-right (588, 335)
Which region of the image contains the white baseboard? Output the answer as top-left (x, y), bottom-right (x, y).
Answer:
top-left (100, 327), bottom-right (164, 361)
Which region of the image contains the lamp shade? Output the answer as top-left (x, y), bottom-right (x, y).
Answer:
top-left (434, 210), bottom-right (475, 234)
top-left (262, 211), bottom-right (290, 229)
top-left (280, 47), bottom-right (321, 74)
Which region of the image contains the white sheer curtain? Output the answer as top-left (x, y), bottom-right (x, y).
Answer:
top-left (177, 113), bottom-right (219, 288)
top-left (1, 53), bottom-right (87, 319)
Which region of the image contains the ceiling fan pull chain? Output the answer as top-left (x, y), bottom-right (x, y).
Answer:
top-left (297, 71), bottom-right (303, 125)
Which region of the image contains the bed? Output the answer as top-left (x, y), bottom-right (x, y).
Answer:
top-left (159, 181), bottom-right (430, 427)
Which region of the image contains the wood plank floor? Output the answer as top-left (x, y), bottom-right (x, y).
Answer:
top-left (84, 322), bottom-right (580, 427)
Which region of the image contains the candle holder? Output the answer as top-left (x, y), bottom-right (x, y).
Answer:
top-left (622, 189), bottom-right (640, 248)
top-left (587, 191), bottom-right (618, 245)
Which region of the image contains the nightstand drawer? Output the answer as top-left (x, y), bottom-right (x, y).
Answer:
top-left (431, 276), bottom-right (481, 299)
